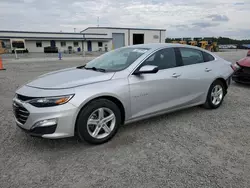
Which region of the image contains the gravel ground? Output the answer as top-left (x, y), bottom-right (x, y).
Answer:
top-left (0, 50), bottom-right (250, 188)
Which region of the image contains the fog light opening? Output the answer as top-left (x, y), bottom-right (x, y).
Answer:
top-left (32, 118), bottom-right (57, 129)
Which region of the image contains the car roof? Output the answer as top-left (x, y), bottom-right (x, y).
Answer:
top-left (128, 43), bottom-right (210, 52)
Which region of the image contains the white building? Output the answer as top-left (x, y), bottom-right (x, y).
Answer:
top-left (0, 27), bottom-right (166, 53)
top-left (81, 27), bottom-right (166, 51)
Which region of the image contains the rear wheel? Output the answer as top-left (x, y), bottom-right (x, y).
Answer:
top-left (203, 80), bottom-right (226, 109)
top-left (76, 99), bottom-right (121, 144)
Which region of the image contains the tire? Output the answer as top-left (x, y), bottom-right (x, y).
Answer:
top-left (203, 80), bottom-right (226, 109)
top-left (76, 99), bottom-right (121, 144)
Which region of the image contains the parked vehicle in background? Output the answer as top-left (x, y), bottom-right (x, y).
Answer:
top-left (13, 43), bottom-right (234, 144)
top-left (219, 44), bottom-right (237, 49)
top-left (188, 40), bottom-right (198, 46)
top-left (171, 38), bottom-right (219, 52)
top-left (44, 46), bottom-right (58, 53)
top-left (10, 38), bottom-right (28, 53)
top-left (232, 50), bottom-right (250, 84)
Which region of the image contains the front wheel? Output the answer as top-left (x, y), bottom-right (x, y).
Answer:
top-left (76, 99), bottom-right (121, 144)
top-left (203, 80), bottom-right (226, 109)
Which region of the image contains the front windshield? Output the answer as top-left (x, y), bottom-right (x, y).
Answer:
top-left (85, 47), bottom-right (149, 72)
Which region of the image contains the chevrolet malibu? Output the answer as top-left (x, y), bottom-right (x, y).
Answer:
top-left (13, 43), bottom-right (234, 144)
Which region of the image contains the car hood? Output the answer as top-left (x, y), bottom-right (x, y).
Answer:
top-left (238, 57), bottom-right (250, 67)
top-left (26, 67), bottom-right (115, 89)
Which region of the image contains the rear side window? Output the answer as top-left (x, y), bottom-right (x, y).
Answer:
top-left (203, 52), bottom-right (215, 62)
top-left (179, 48), bottom-right (204, 66)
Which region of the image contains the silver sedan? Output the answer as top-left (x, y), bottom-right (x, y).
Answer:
top-left (13, 43), bottom-right (234, 144)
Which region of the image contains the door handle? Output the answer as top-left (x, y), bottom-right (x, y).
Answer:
top-left (205, 68), bottom-right (212, 72)
top-left (172, 73), bottom-right (181, 78)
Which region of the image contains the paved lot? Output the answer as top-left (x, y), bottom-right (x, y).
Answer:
top-left (1, 50), bottom-right (250, 188)
top-left (1, 51), bottom-right (105, 61)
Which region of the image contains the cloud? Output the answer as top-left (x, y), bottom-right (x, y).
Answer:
top-left (0, 0), bottom-right (249, 39)
top-left (207, 14), bottom-right (229, 22)
top-left (234, 2), bottom-right (245, 5)
top-left (192, 22), bottom-right (219, 28)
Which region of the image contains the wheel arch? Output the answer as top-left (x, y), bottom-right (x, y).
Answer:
top-left (204, 77), bottom-right (228, 101)
top-left (74, 95), bottom-right (126, 134)
top-left (213, 77), bottom-right (228, 90)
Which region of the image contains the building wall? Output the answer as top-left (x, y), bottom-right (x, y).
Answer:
top-left (1, 28), bottom-right (166, 53)
top-left (25, 40), bottom-right (50, 52)
top-left (160, 30), bottom-right (166, 43)
top-left (83, 28), bottom-right (129, 47)
top-left (129, 30), bottom-right (164, 45)
top-left (56, 40), bottom-right (84, 52)
top-left (25, 40), bottom-right (84, 53)
top-left (82, 28), bottom-right (166, 49)
top-left (83, 41), bottom-right (112, 52)
top-left (25, 40), bottom-right (112, 53)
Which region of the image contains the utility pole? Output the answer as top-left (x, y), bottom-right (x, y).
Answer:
top-left (74, 28), bottom-right (76, 33)
top-left (97, 17), bottom-right (99, 27)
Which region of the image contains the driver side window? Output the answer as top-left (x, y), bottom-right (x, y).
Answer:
top-left (140, 48), bottom-right (177, 70)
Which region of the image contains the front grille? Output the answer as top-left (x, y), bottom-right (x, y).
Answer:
top-left (240, 66), bottom-right (250, 74)
top-left (13, 102), bottom-right (30, 124)
top-left (16, 94), bottom-right (37, 101)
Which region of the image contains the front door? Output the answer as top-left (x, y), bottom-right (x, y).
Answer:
top-left (128, 47), bottom-right (187, 119)
top-left (87, 41), bottom-right (92, 51)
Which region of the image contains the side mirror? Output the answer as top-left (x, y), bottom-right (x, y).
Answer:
top-left (133, 65), bottom-right (159, 75)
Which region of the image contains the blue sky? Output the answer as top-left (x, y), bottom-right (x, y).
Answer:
top-left (0, 0), bottom-right (249, 39)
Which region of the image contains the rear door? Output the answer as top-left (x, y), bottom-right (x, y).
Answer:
top-left (175, 47), bottom-right (215, 104)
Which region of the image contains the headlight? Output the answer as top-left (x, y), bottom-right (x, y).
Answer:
top-left (28, 94), bottom-right (74, 107)
top-left (231, 62), bottom-right (241, 71)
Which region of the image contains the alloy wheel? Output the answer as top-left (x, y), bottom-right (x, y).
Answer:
top-left (87, 108), bottom-right (116, 139)
top-left (211, 85), bottom-right (223, 106)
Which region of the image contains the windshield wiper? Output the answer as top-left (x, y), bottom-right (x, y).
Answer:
top-left (84, 66), bottom-right (106, 72)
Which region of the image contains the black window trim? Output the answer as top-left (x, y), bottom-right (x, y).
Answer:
top-left (174, 47), bottom-right (183, 67)
top-left (132, 47), bottom-right (180, 74)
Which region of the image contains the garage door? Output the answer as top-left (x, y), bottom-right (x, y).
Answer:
top-left (112, 33), bottom-right (125, 49)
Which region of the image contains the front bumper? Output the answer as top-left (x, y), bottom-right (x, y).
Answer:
top-left (16, 122), bottom-right (57, 137)
top-left (13, 97), bottom-right (78, 139)
top-left (232, 73), bottom-right (250, 84)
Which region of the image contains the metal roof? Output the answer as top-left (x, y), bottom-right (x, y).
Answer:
top-left (0, 36), bottom-right (112, 41)
top-left (0, 30), bottom-right (82, 35)
top-left (81, 27), bottom-right (166, 33)
top-left (0, 30), bottom-right (107, 36)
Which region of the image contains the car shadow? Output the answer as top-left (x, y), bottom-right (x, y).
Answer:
top-left (24, 105), bottom-right (205, 151)
top-left (23, 135), bottom-right (91, 150)
top-left (232, 81), bottom-right (250, 88)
